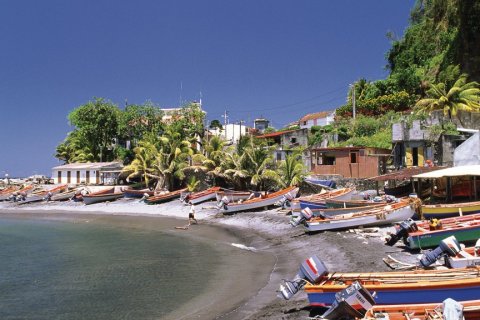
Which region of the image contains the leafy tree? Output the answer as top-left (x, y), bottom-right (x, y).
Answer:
top-left (117, 102), bottom-right (164, 143)
top-left (209, 119), bottom-right (223, 130)
top-left (276, 152), bottom-right (307, 187)
top-left (415, 74), bottom-right (480, 119)
top-left (67, 98), bottom-right (120, 162)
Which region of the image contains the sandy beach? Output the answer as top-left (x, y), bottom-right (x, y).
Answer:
top-left (0, 198), bottom-right (411, 319)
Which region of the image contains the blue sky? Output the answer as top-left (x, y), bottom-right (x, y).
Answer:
top-left (0, 0), bottom-right (414, 177)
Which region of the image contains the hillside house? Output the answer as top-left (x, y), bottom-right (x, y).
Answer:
top-left (52, 162), bottom-right (124, 185)
top-left (257, 128), bottom-right (309, 164)
top-left (310, 146), bottom-right (390, 178)
top-left (299, 111), bottom-right (335, 129)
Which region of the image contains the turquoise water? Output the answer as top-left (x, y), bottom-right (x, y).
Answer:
top-left (0, 218), bottom-right (220, 319)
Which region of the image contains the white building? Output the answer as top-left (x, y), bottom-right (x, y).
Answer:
top-left (52, 162), bottom-right (124, 185)
top-left (299, 111), bottom-right (335, 129)
top-left (210, 123), bottom-right (249, 144)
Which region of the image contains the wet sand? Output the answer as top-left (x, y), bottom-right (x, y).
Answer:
top-left (0, 199), bottom-right (410, 319)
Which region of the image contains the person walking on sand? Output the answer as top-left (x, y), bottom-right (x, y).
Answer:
top-left (189, 204), bottom-right (198, 225)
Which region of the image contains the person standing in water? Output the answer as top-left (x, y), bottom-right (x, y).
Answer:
top-left (188, 204), bottom-right (198, 225)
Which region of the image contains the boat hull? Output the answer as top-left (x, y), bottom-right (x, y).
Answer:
top-left (83, 193), bottom-right (124, 205)
top-left (123, 189), bottom-right (154, 199)
top-left (221, 187), bottom-right (299, 214)
top-left (419, 201), bottom-right (480, 219)
top-left (307, 284), bottom-right (480, 306)
top-left (407, 225), bottom-right (480, 249)
top-left (215, 191), bottom-right (252, 202)
top-left (305, 203), bottom-right (414, 232)
top-left (145, 189), bottom-right (185, 205)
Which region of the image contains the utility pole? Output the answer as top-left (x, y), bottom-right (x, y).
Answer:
top-left (221, 110), bottom-right (229, 140)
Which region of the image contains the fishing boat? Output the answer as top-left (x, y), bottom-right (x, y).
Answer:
top-left (0, 186), bottom-right (20, 201)
top-left (297, 188), bottom-right (355, 210)
top-left (17, 184), bottom-right (67, 204)
top-left (72, 187), bottom-right (114, 202)
top-left (50, 188), bottom-right (78, 201)
top-left (304, 266), bottom-right (480, 306)
top-left (304, 178), bottom-right (336, 189)
top-left (363, 299), bottom-right (480, 320)
top-left (145, 188), bottom-right (186, 205)
top-left (215, 190), bottom-right (253, 202)
top-left (83, 190), bottom-right (124, 205)
top-left (304, 199), bottom-right (416, 233)
top-left (420, 200), bottom-right (480, 219)
top-left (183, 187), bottom-right (222, 205)
top-left (0, 185), bottom-right (34, 201)
top-left (406, 214), bottom-right (480, 250)
top-left (384, 181), bottom-right (413, 197)
top-left (219, 186), bottom-right (299, 214)
top-left (123, 188), bottom-right (155, 199)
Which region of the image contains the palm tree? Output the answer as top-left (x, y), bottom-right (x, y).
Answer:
top-left (122, 140), bottom-right (157, 186)
top-left (415, 74), bottom-right (480, 119)
top-left (276, 152), bottom-right (306, 187)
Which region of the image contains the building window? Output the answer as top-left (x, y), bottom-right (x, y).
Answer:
top-left (350, 152), bottom-right (358, 164)
top-left (291, 137), bottom-right (297, 144)
top-left (317, 153), bottom-right (335, 165)
top-left (276, 152), bottom-right (282, 161)
top-left (303, 121), bottom-right (307, 126)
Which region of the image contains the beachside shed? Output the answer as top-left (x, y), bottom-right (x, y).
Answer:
top-left (310, 146), bottom-right (390, 178)
top-left (52, 162), bottom-right (124, 185)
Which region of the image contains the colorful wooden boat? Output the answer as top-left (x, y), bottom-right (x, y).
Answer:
top-left (363, 299), bottom-right (480, 320)
top-left (72, 187), bottom-right (114, 202)
top-left (183, 187), bottom-right (221, 205)
top-left (17, 184), bottom-right (67, 204)
top-left (407, 214), bottom-right (480, 250)
top-left (297, 188), bottom-right (355, 210)
top-left (50, 189), bottom-right (77, 201)
top-left (145, 188), bottom-right (186, 205)
top-left (123, 188), bottom-right (155, 199)
top-left (0, 185), bottom-right (34, 201)
top-left (304, 266), bottom-right (480, 306)
top-left (220, 186), bottom-right (299, 214)
top-left (304, 200), bottom-right (416, 233)
top-left (420, 200), bottom-right (480, 219)
top-left (215, 190), bottom-right (253, 202)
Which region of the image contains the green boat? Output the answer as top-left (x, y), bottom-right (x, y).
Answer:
top-left (406, 214), bottom-right (480, 249)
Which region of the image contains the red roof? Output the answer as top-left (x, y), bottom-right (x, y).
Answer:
top-left (257, 130), bottom-right (295, 139)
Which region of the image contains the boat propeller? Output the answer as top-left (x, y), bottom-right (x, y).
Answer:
top-left (278, 255), bottom-right (328, 300)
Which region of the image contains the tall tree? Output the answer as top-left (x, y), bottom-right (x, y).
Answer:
top-left (67, 98), bottom-right (120, 162)
top-left (276, 152), bottom-right (307, 187)
top-left (117, 102), bottom-right (164, 144)
top-left (415, 74), bottom-right (480, 119)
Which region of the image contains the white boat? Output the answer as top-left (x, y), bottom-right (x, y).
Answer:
top-left (215, 190), bottom-right (253, 202)
top-left (83, 192), bottom-right (124, 205)
top-left (220, 186), bottom-right (299, 214)
top-left (304, 200), bottom-right (416, 233)
top-left (290, 188), bottom-right (355, 210)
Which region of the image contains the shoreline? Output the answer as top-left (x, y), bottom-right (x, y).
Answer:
top-left (0, 199), bottom-right (408, 319)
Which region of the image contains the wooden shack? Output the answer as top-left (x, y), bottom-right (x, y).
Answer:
top-left (310, 146), bottom-right (390, 178)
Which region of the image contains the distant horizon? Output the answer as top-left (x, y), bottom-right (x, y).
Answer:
top-left (0, 1), bottom-right (415, 177)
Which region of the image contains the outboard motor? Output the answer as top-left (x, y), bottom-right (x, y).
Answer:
top-left (181, 192), bottom-right (191, 204)
top-left (419, 236), bottom-right (462, 267)
top-left (278, 192), bottom-right (295, 209)
top-left (385, 219), bottom-right (418, 246)
top-left (290, 207), bottom-right (314, 227)
top-left (278, 255), bottom-right (327, 300)
top-left (320, 281), bottom-right (376, 320)
top-left (43, 191), bottom-right (53, 201)
top-left (475, 239), bottom-right (480, 257)
top-left (217, 196), bottom-right (230, 210)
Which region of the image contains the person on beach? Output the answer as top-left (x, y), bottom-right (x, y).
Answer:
top-left (188, 204), bottom-right (198, 225)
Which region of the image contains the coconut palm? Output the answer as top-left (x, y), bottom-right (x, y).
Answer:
top-left (415, 74), bottom-right (480, 119)
top-left (122, 140), bottom-right (157, 186)
top-left (276, 152), bottom-right (307, 187)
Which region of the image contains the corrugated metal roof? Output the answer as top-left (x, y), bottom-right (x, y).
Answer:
top-left (52, 162), bottom-right (123, 170)
top-left (369, 166), bottom-right (445, 181)
top-left (413, 165), bottom-right (480, 179)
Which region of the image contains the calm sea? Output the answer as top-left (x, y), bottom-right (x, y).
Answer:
top-left (0, 217), bottom-right (220, 320)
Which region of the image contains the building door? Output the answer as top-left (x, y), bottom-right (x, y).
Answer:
top-left (86, 171), bottom-right (90, 184)
top-left (76, 171), bottom-right (80, 184)
top-left (96, 171), bottom-right (100, 184)
top-left (58, 171), bottom-right (62, 184)
top-left (67, 171), bottom-right (71, 184)
top-left (412, 147), bottom-right (419, 166)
